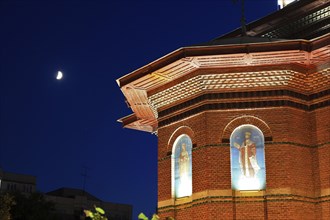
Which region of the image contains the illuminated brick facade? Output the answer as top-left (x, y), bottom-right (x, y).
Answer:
top-left (117, 1), bottom-right (329, 219)
top-left (157, 106), bottom-right (329, 219)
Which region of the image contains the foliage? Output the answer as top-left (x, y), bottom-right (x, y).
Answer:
top-left (85, 207), bottom-right (169, 220)
top-left (9, 192), bottom-right (56, 220)
top-left (138, 213), bottom-right (148, 220)
top-left (84, 206), bottom-right (108, 220)
top-left (138, 213), bottom-right (160, 220)
top-left (0, 193), bottom-right (15, 220)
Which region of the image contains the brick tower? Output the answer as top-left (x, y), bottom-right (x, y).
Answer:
top-left (117, 1), bottom-right (330, 219)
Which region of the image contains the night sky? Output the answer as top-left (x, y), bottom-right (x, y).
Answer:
top-left (1, 0), bottom-right (278, 218)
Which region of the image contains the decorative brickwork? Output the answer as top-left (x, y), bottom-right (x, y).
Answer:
top-left (167, 126), bottom-right (195, 155)
top-left (221, 115), bottom-right (272, 143)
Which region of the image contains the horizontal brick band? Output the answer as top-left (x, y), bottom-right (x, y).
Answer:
top-left (159, 89), bottom-right (330, 118)
top-left (158, 99), bottom-right (330, 127)
top-left (158, 142), bottom-right (330, 161)
top-left (158, 193), bottom-right (330, 213)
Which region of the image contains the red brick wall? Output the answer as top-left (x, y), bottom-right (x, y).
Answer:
top-left (266, 201), bottom-right (317, 220)
top-left (158, 105), bottom-right (329, 219)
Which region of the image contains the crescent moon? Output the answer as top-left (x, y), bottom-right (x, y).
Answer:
top-left (56, 71), bottom-right (63, 80)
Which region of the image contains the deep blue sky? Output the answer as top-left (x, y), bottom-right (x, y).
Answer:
top-left (0, 0), bottom-right (278, 218)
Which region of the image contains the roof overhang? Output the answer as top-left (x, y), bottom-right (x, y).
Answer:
top-left (116, 34), bottom-right (330, 133)
top-left (117, 34), bottom-right (329, 88)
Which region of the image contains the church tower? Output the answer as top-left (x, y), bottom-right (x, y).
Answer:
top-left (117, 0), bottom-right (330, 219)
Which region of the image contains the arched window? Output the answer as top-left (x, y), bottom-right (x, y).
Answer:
top-left (172, 134), bottom-right (192, 198)
top-left (230, 124), bottom-right (266, 190)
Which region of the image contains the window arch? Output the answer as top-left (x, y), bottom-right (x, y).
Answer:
top-left (172, 134), bottom-right (192, 198)
top-left (230, 124), bottom-right (266, 190)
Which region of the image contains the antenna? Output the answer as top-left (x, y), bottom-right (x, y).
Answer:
top-left (80, 166), bottom-right (89, 213)
top-left (81, 166), bottom-right (89, 192)
top-left (232, 0), bottom-right (247, 36)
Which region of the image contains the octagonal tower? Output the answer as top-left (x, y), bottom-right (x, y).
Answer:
top-left (117, 1), bottom-right (330, 219)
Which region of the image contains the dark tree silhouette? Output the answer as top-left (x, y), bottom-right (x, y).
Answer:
top-left (0, 193), bottom-right (15, 220)
top-left (9, 192), bottom-right (57, 220)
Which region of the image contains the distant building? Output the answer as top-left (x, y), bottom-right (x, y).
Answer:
top-left (0, 168), bottom-right (36, 194)
top-left (0, 169), bottom-right (132, 220)
top-left (46, 187), bottom-right (132, 220)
